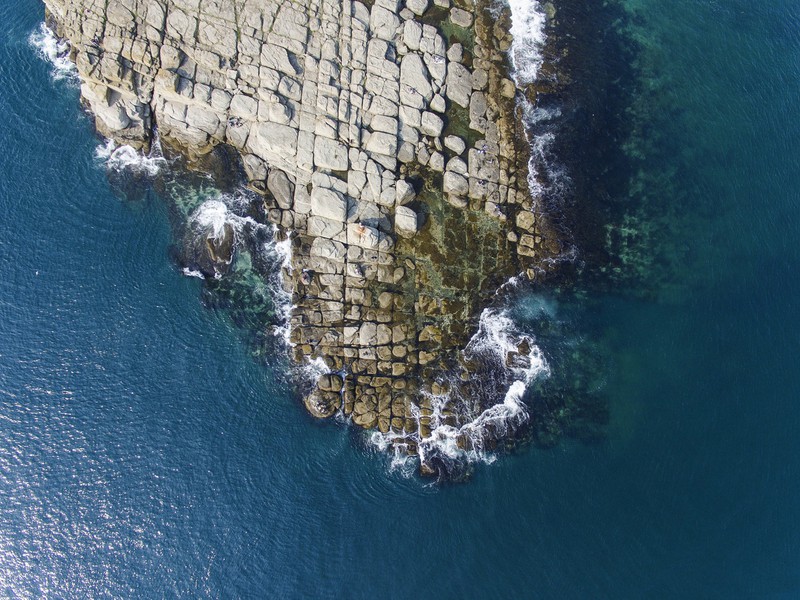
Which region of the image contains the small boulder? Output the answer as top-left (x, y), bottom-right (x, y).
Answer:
top-left (443, 171), bottom-right (469, 195)
top-left (449, 7), bottom-right (473, 27)
top-left (421, 111), bottom-right (444, 137)
top-left (395, 179), bottom-right (416, 205)
top-left (394, 206), bottom-right (419, 237)
top-left (406, 0), bottom-right (429, 16)
top-left (444, 135), bottom-right (466, 155)
top-left (428, 151), bottom-right (445, 172)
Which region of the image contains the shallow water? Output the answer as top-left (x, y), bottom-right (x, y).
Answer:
top-left (2, 0), bottom-right (800, 597)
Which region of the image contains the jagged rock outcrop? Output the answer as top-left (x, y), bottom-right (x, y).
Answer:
top-left (44, 0), bottom-right (561, 456)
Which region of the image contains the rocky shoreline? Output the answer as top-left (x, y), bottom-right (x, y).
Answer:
top-left (44, 0), bottom-right (563, 470)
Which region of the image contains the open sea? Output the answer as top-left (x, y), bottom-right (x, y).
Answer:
top-left (2, 0), bottom-right (800, 597)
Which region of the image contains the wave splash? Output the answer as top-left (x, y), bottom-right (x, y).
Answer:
top-left (95, 137), bottom-right (166, 177)
top-left (370, 304), bottom-right (550, 479)
top-left (506, 0), bottom-right (547, 85)
top-left (184, 194), bottom-right (293, 346)
top-left (504, 0), bottom-right (571, 213)
top-left (29, 23), bottom-right (77, 82)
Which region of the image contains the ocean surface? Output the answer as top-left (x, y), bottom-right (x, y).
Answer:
top-left (2, 0), bottom-right (800, 597)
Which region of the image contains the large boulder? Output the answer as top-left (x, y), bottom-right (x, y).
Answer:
top-left (400, 53), bottom-right (433, 109)
top-left (445, 62), bottom-right (472, 108)
top-left (304, 389), bottom-right (342, 418)
top-left (267, 169), bottom-right (294, 209)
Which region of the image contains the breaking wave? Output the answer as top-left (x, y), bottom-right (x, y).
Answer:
top-left (520, 103), bottom-right (570, 208)
top-left (269, 230), bottom-right (293, 341)
top-left (505, 0), bottom-right (572, 254)
top-left (95, 137), bottom-right (166, 177)
top-left (370, 304), bottom-right (550, 479)
top-left (29, 23), bottom-right (77, 82)
top-left (506, 0), bottom-right (547, 85)
top-left (186, 194), bottom-right (293, 344)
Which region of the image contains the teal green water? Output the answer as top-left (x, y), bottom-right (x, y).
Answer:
top-left (2, 0), bottom-right (800, 597)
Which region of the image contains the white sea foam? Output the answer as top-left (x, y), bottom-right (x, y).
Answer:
top-left (466, 308), bottom-right (549, 387)
top-left (267, 227), bottom-right (294, 345)
top-left (186, 196), bottom-right (295, 346)
top-left (191, 199), bottom-right (231, 241)
top-left (182, 268), bottom-right (206, 280)
top-left (95, 138), bottom-right (166, 176)
top-left (187, 195), bottom-right (264, 253)
top-left (506, 0), bottom-right (547, 86)
top-left (29, 23), bottom-right (77, 82)
top-left (369, 303), bottom-right (550, 476)
top-left (503, 0), bottom-right (572, 212)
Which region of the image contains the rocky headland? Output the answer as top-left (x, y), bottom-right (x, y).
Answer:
top-left (43, 0), bottom-right (562, 471)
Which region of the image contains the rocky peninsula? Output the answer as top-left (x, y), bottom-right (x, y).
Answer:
top-left (43, 0), bottom-right (562, 470)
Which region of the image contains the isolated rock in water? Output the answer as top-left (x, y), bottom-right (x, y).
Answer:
top-left (184, 220), bottom-right (235, 278)
top-left (304, 389), bottom-right (342, 418)
top-left (206, 223), bottom-right (235, 265)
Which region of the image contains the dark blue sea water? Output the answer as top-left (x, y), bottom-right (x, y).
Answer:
top-left (2, 0), bottom-right (800, 597)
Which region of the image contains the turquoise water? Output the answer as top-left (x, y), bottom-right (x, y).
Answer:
top-left (2, 0), bottom-right (800, 597)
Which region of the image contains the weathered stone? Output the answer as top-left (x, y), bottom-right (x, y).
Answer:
top-left (394, 206), bottom-right (418, 237)
top-left (314, 136), bottom-right (348, 171)
top-left (446, 157), bottom-right (468, 175)
top-left (516, 210), bottom-right (536, 231)
top-left (405, 0), bottom-right (429, 16)
top-left (310, 187), bottom-right (348, 222)
top-left (310, 237), bottom-right (347, 261)
top-left (365, 131), bottom-right (398, 157)
top-left (304, 389), bottom-right (342, 418)
top-left (370, 5), bottom-right (401, 41)
top-left (395, 179), bottom-right (416, 205)
top-left (469, 92), bottom-right (488, 122)
top-left (420, 112), bottom-right (444, 137)
top-left (247, 122), bottom-right (298, 161)
top-left (444, 135), bottom-right (466, 155)
top-left (230, 94), bottom-right (258, 120)
top-left (430, 94), bottom-right (446, 113)
top-left (428, 151), bottom-right (444, 172)
top-left (445, 62), bottom-right (472, 108)
top-left (400, 53), bottom-right (432, 109)
top-left (449, 6), bottom-right (473, 27)
top-left (443, 171), bottom-right (469, 195)
top-left (446, 43), bottom-right (463, 64)
top-left (267, 169), bottom-right (294, 210)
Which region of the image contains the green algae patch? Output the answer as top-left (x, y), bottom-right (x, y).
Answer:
top-left (394, 174), bottom-right (518, 362)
